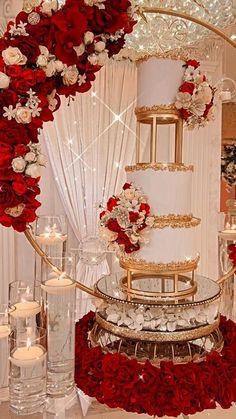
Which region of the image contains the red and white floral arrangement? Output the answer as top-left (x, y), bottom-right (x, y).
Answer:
top-left (175, 59), bottom-right (216, 129)
top-left (0, 0), bottom-right (135, 231)
top-left (99, 182), bottom-right (154, 254)
top-left (75, 311), bottom-right (236, 418)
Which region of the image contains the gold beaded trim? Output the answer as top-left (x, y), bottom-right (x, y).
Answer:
top-left (135, 104), bottom-right (178, 114)
top-left (120, 256), bottom-right (200, 273)
top-left (5, 204), bottom-right (25, 218)
top-left (135, 50), bottom-right (189, 64)
top-left (125, 163), bottom-right (194, 172)
top-left (153, 215), bottom-right (201, 229)
top-left (95, 313), bottom-right (220, 343)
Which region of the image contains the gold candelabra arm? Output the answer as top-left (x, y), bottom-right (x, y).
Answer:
top-left (24, 227), bottom-right (99, 298)
top-left (217, 267), bottom-right (236, 285)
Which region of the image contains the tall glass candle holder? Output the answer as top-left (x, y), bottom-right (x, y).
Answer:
top-left (9, 281), bottom-right (42, 331)
top-left (41, 272), bottom-right (76, 397)
top-left (35, 215), bottom-right (67, 248)
top-left (9, 327), bottom-right (47, 415)
top-left (0, 304), bottom-right (14, 402)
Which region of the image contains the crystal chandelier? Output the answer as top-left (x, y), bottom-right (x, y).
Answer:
top-left (126, 0), bottom-right (236, 53)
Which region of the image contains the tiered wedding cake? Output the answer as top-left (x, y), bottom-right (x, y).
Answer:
top-left (95, 56), bottom-right (222, 364)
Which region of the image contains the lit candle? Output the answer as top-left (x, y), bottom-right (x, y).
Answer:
top-left (41, 274), bottom-right (76, 295)
top-left (10, 301), bottom-right (41, 318)
top-left (10, 343), bottom-right (46, 367)
top-left (36, 224), bottom-right (67, 245)
top-left (0, 325), bottom-right (10, 339)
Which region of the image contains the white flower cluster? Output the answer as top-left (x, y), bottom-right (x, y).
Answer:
top-left (9, 21), bottom-right (29, 38)
top-left (175, 64), bottom-right (214, 129)
top-left (36, 45), bottom-right (88, 87)
top-left (12, 143), bottom-right (47, 179)
top-left (40, 0), bottom-right (58, 16)
top-left (3, 89), bottom-right (42, 123)
top-left (84, 0), bottom-right (106, 9)
top-left (102, 302), bottom-right (219, 333)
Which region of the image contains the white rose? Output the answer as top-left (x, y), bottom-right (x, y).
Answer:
top-left (37, 153), bottom-right (47, 165)
top-left (84, 31), bottom-right (94, 45)
top-left (73, 43), bottom-right (85, 57)
top-left (45, 60), bottom-right (56, 77)
top-left (41, 0), bottom-right (58, 15)
top-left (12, 157), bottom-right (26, 173)
top-left (25, 151), bottom-right (36, 162)
top-left (99, 226), bottom-right (118, 242)
top-left (62, 65), bottom-right (79, 86)
top-left (124, 189), bottom-right (136, 200)
top-left (36, 54), bottom-right (48, 67)
top-left (2, 47), bottom-right (27, 66)
top-left (95, 41), bottom-right (106, 53)
top-left (25, 163), bottom-right (41, 178)
top-left (54, 60), bottom-right (64, 72)
top-left (15, 107), bottom-right (32, 124)
top-left (88, 54), bottom-right (98, 66)
top-left (0, 72), bottom-right (10, 89)
top-left (39, 45), bottom-right (49, 58)
top-left (97, 51), bottom-right (109, 66)
top-left (197, 82), bottom-right (213, 104)
top-left (47, 90), bottom-right (57, 111)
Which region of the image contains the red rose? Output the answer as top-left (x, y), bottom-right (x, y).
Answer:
top-left (99, 210), bottom-right (106, 219)
top-left (0, 182), bottom-right (20, 208)
top-left (15, 144), bottom-right (29, 156)
top-left (0, 120), bottom-right (31, 145)
top-left (35, 69), bottom-right (46, 84)
top-left (179, 82), bottom-right (195, 95)
top-left (6, 65), bottom-right (22, 78)
top-left (123, 182), bottom-right (131, 190)
top-left (106, 218), bottom-right (121, 232)
top-left (107, 197), bottom-right (119, 211)
top-left (11, 218), bottom-right (27, 232)
top-left (0, 143), bottom-right (13, 168)
top-left (139, 203), bottom-right (150, 214)
top-left (52, 6), bottom-right (87, 65)
top-left (116, 231), bottom-right (130, 246)
top-left (11, 36), bottom-right (40, 64)
top-left (180, 109), bottom-right (192, 120)
top-left (0, 213), bottom-right (12, 228)
top-left (13, 181), bottom-right (27, 195)
top-left (10, 78), bottom-right (30, 95)
top-left (186, 59), bottom-right (200, 69)
top-left (0, 90), bottom-right (18, 117)
top-left (22, 69), bottom-right (36, 86)
top-left (88, 0), bottom-right (131, 34)
top-left (129, 211), bottom-right (140, 223)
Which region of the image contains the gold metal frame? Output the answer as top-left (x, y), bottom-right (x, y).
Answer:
top-left (95, 312), bottom-right (220, 342)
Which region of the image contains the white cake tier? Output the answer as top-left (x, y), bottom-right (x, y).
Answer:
top-left (137, 58), bottom-right (185, 107)
top-left (126, 164), bottom-right (193, 216)
top-left (126, 226), bottom-right (199, 266)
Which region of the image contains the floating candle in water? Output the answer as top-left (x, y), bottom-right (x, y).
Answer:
top-left (10, 301), bottom-right (41, 318)
top-left (41, 273), bottom-right (76, 295)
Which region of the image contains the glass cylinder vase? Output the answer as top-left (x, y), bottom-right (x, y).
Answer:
top-left (0, 304), bottom-right (14, 402)
top-left (41, 272), bottom-right (76, 397)
top-left (9, 326), bottom-right (47, 415)
top-left (9, 281), bottom-right (42, 332)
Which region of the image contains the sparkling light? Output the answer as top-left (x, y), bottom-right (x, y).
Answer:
top-left (126, 0), bottom-right (235, 53)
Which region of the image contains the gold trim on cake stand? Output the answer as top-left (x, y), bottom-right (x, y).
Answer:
top-left (125, 162), bottom-right (194, 172)
top-left (95, 313), bottom-right (220, 343)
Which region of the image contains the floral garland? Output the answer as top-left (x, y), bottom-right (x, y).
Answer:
top-left (99, 182), bottom-right (154, 254)
top-left (75, 311), bottom-right (236, 418)
top-left (175, 59), bottom-right (215, 129)
top-left (221, 144), bottom-right (236, 189)
top-left (0, 0), bottom-right (135, 232)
